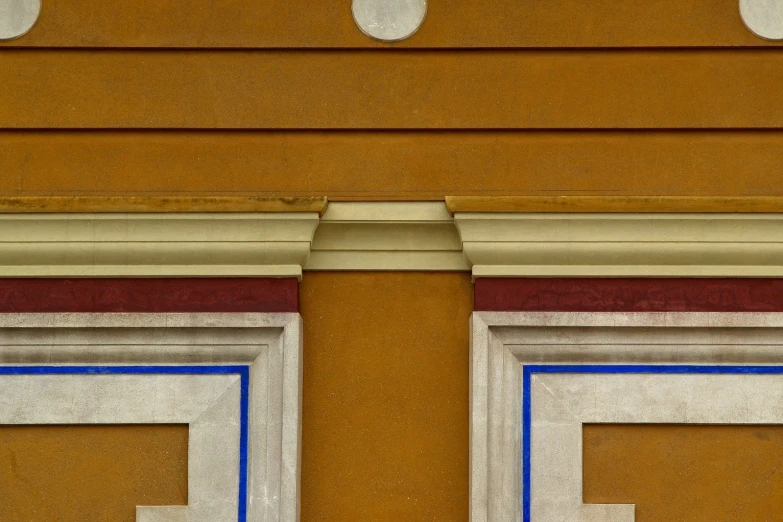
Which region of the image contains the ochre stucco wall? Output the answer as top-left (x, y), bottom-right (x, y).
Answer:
top-left (2, 0), bottom-right (783, 517)
top-left (0, 425), bottom-right (187, 521)
top-left (1, 0), bottom-right (781, 200)
top-left (3, 132), bottom-right (783, 200)
top-left (300, 272), bottom-right (473, 521)
top-left (584, 424), bottom-right (783, 520)
top-left (0, 0), bottom-right (775, 48)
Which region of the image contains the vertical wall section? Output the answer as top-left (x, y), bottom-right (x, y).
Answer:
top-left (300, 272), bottom-right (473, 521)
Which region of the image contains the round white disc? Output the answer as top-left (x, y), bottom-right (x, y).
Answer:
top-left (740, 0), bottom-right (783, 41)
top-left (0, 0), bottom-right (41, 40)
top-left (352, 0), bottom-right (427, 42)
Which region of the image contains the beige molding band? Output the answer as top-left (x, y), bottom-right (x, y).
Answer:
top-left (305, 202), bottom-right (469, 271)
top-left (2, 201), bottom-right (783, 277)
top-left (0, 213), bottom-right (320, 279)
top-left (454, 213), bottom-right (783, 278)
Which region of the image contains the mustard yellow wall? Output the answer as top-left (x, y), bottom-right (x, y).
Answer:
top-left (300, 273), bottom-right (473, 520)
top-left (0, 425), bottom-right (187, 521)
top-left (1, 1), bottom-right (782, 201)
top-left (3, 1), bottom-right (783, 519)
top-left (584, 425), bottom-right (783, 521)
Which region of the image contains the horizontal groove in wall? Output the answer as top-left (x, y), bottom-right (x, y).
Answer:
top-left (2, 51), bottom-right (783, 129)
top-left (0, 0), bottom-right (781, 48)
top-left (2, 131), bottom-right (783, 198)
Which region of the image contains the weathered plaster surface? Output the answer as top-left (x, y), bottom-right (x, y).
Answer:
top-left (0, 313), bottom-right (302, 522)
top-left (471, 312), bottom-right (783, 522)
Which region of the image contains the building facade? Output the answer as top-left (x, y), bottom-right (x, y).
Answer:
top-left (1, 0), bottom-right (783, 520)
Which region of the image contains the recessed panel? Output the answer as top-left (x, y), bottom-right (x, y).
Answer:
top-left (584, 424), bottom-right (783, 521)
top-left (0, 425), bottom-right (187, 522)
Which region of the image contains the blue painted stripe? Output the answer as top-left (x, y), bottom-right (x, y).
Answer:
top-left (522, 367), bottom-right (532, 522)
top-left (238, 366), bottom-right (250, 522)
top-left (526, 364), bottom-right (783, 375)
top-left (0, 365), bottom-right (248, 375)
top-left (521, 364), bottom-right (783, 522)
top-left (0, 364), bottom-right (251, 522)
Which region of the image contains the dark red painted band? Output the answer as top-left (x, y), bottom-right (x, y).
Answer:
top-left (0, 278), bottom-right (298, 313)
top-left (475, 278), bottom-right (783, 312)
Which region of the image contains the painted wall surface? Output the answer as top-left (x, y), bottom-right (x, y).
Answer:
top-left (0, 0), bottom-right (781, 201)
top-left (584, 424), bottom-right (783, 520)
top-left (0, 425), bottom-right (187, 521)
top-left (1, 0), bottom-right (782, 519)
top-left (479, 278), bottom-right (783, 522)
top-left (0, 0), bottom-right (776, 47)
top-left (300, 273), bottom-right (473, 521)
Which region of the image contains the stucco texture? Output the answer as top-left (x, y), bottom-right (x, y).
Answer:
top-left (584, 424), bottom-right (783, 520)
top-left (0, 425), bottom-right (188, 521)
top-left (300, 272), bottom-right (473, 521)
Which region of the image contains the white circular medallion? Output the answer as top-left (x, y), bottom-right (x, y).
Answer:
top-left (0, 0), bottom-right (41, 40)
top-left (740, 0), bottom-right (783, 41)
top-left (352, 0), bottom-right (427, 42)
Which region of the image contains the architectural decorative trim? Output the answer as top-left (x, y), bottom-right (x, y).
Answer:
top-left (0, 213), bottom-right (320, 279)
top-left (446, 196), bottom-right (783, 214)
top-left (304, 202), bottom-right (469, 271)
top-left (471, 311), bottom-right (783, 522)
top-left (2, 200), bottom-right (783, 277)
top-left (0, 196), bottom-right (328, 215)
top-left (473, 278), bottom-right (783, 312)
top-left (0, 312), bottom-right (303, 522)
top-left (0, 0), bottom-right (40, 41)
top-left (0, 278), bottom-right (300, 313)
top-left (352, 0), bottom-right (427, 42)
top-left (455, 213), bottom-right (783, 277)
top-left (740, 0), bottom-right (783, 41)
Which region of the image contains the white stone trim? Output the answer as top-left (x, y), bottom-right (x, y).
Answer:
top-left (531, 372), bottom-right (783, 521)
top-left (455, 213), bottom-right (783, 277)
top-left (0, 312), bottom-right (303, 522)
top-left (470, 311), bottom-right (783, 522)
top-left (0, 213), bottom-right (319, 279)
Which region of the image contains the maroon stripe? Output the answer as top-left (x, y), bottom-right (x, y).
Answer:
top-left (0, 278), bottom-right (298, 313)
top-left (475, 278), bottom-right (783, 312)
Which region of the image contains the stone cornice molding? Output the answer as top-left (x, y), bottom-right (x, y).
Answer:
top-left (0, 213), bottom-right (320, 279)
top-left (304, 202), bottom-right (469, 271)
top-left (2, 197), bottom-right (783, 277)
top-left (455, 213), bottom-right (783, 277)
top-left (454, 213), bottom-right (783, 277)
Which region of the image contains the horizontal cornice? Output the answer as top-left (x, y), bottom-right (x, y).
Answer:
top-left (305, 202), bottom-right (469, 271)
top-left (446, 196), bottom-right (783, 214)
top-left (0, 196), bottom-right (328, 215)
top-left (454, 213), bottom-right (783, 277)
top-left (0, 213), bottom-right (320, 279)
top-left (2, 198), bottom-right (783, 278)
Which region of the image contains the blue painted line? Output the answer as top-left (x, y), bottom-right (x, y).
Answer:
top-left (526, 364), bottom-right (783, 375)
top-left (0, 364), bottom-right (251, 522)
top-left (521, 364), bottom-right (783, 522)
top-left (237, 366), bottom-right (250, 522)
top-left (0, 365), bottom-right (248, 375)
top-left (522, 367), bottom-right (532, 522)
